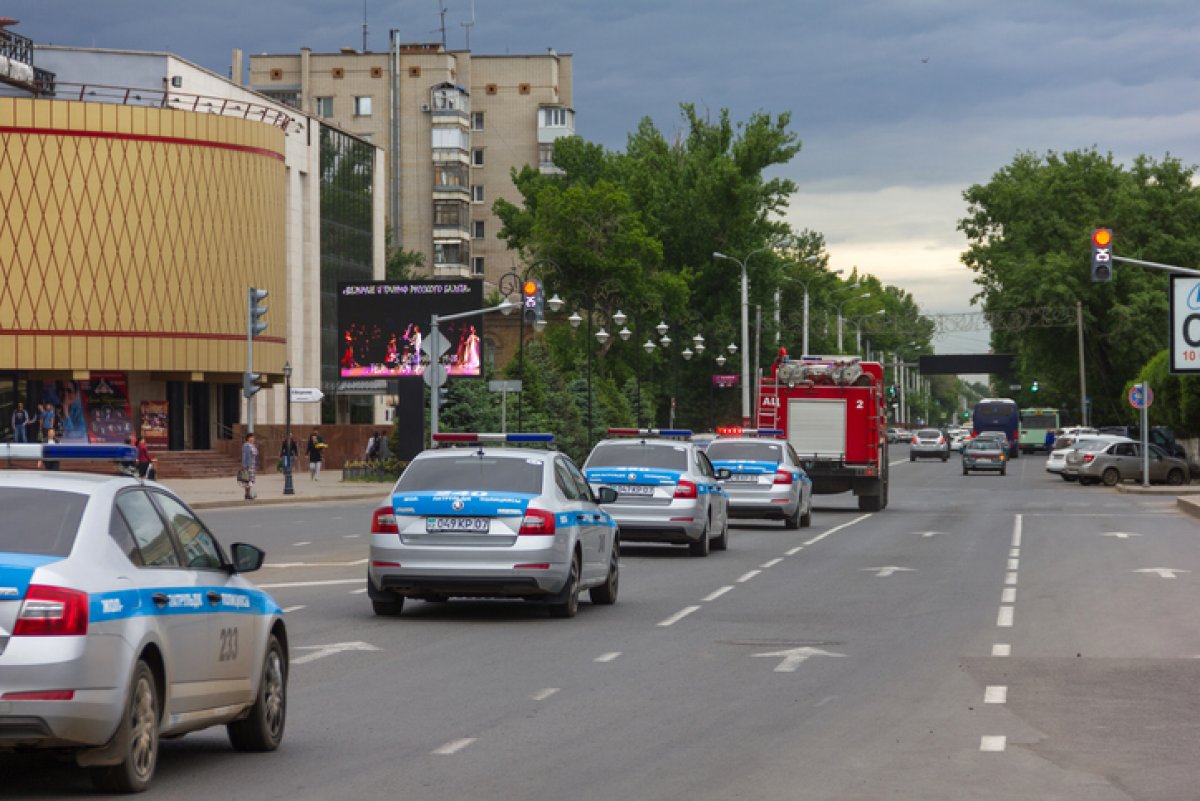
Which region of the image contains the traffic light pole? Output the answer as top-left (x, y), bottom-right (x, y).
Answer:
top-left (246, 291), bottom-right (256, 434)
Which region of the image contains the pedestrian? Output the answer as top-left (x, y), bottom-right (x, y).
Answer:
top-left (1044, 429), bottom-right (1057, 452)
top-left (306, 430), bottom-right (326, 480)
top-left (365, 431), bottom-right (382, 462)
top-left (39, 402), bottom-right (57, 443)
top-left (280, 433), bottom-right (299, 474)
top-left (11, 402), bottom-right (29, 443)
top-left (240, 432), bottom-right (259, 500)
top-left (135, 436), bottom-right (154, 479)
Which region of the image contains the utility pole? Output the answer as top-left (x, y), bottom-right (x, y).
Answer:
top-left (1076, 301), bottom-right (1087, 427)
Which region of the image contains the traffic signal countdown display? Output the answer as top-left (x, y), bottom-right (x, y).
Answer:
top-left (1091, 228), bottom-right (1113, 283)
top-left (522, 279), bottom-right (545, 323)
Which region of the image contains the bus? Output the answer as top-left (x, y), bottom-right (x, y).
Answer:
top-left (1019, 407), bottom-right (1060, 453)
top-left (972, 398), bottom-right (1020, 458)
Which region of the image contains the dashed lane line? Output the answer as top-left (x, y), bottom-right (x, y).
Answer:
top-left (657, 606), bottom-right (700, 627)
top-left (997, 606), bottom-right (1014, 627)
top-left (1001, 588), bottom-right (1016, 603)
top-left (1012, 515), bottom-right (1022, 547)
top-left (980, 736), bottom-right (1007, 752)
top-left (803, 514), bottom-right (873, 546)
top-left (259, 578), bottom-right (364, 589)
top-left (349, 588), bottom-right (367, 594)
top-left (761, 558), bottom-right (783, 569)
top-left (737, 570), bottom-right (761, 583)
top-left (594, 652), bottom-right (622, 663)
top-left (530, 688), bottom-right (560, 701)
top-left (984, 686), bottom-right (1008, 704)
top-left (432, 738), bottom-right (477, 755)
top-left (264, 558), bottom-right (369, 569)
top-left (785, 546), bottom-right (804, 556)
top-left (292, 541), bottom-right (311, 547)
top-left (702, 586), bottom-right (734, 602)
top-left (282, 605), bottom-right (306, 614)
top-left (1007, 558), bottom-right (1019, 571)
top-left (1005, 572), bottom-right (1018, 586)
top-left (992, 644), bottom-right (1011, 657)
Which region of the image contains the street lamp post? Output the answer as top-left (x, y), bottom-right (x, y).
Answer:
top-left (498, 261), bottom-right (562, 430)
top-left (282, 361), bottom-right (294, 496)
top-left (714, 245), bottom-right (782, 425)
top-left (835, 291), bottom-right (871, 354)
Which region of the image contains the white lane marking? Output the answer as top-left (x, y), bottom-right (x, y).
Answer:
top-left (1009, 548), bottom-right (1020, 558)
top-left (1005, 572), bottom-right (1018, 586)
top-left (1103, 531), bottom-right (1142, 539)
top-left (1133, 568), bottom-right (1190, 579)
top-left (997, 606), bottom-right (1014, 627)
top-left (920, 531), bottom-right (942, 539)
top-left (264, 558), bottom-right (369, 569)
top-left (785, 546), bottom-right (804, 556)
top-left (594, 652), bottom-right (622, 663)
top-left (349, 588), bottom-right (367, 594)
top-left (815, 695), bottom-right (838, 707)
top-left (1001, 588), bottom-right (1017, 603)
top-left (292, 541), bottom-right (311, 547)
top-left (1012, 514), bottom-right (1022, 547)
top-left (259, 578), bottom-right (364, 589)
top-left (282, 605), bottom-right (307, 614)
top-left (530, 688), bottom-right (559, 701)
top-left (761, 558), bottom-right (783, 569)
top-left (889, 458), bottom-right (910, 467)
top-left (657, 606), bottom-right (700, 627)
top-left (344, 534), bottom-right (361, 539)
top-left (992, 644), bottom-right (1011, 657)
top-left (1007, 558), bottom-right (1019, 571)
top-left (703, 586), bottom-right (734, 602)
top-left (753, 646), bottom-right (846, 672)
top-left (985, 686), bottom-right (1008, 704)
top-left (862, 566), bottom-right (915, 577)
top-left (433, 738), bottom-right (477, 755)
top-left (737, 570), bottom-right (761, 583)
top-left (804, 513), bottom-right (872, 546)
top-left (980, 736), bottom-right (1007, 752)
top-left (292, 641), bottom-right (381, 665)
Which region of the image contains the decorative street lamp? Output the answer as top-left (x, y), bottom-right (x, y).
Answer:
top-left (282, 361), bottom-right (294, 496)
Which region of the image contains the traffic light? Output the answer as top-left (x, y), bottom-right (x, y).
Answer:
top-left (248, 287), bottom-right (269, 336)
top-left (521, 279), bottom-right (544, 324)
top-left (1091, 228), bottom-right (1113, 283)
top-left (243, 372), bottom-right (267, 399)
top-left (887, 385), bottom-right (897, 399)
top-left (1030, 379), bottom-right (1039, 393)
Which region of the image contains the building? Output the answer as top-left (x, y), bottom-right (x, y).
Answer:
top-left (0, 26), bottom-right (386, 452)
top-left (249, 37), bottom-right (574, 297)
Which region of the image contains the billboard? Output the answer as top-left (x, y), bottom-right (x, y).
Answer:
top-left (338, 280), bottom-right (484, 378)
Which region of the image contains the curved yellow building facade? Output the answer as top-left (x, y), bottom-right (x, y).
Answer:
top-left (0, 96), bottom-right (287, 377)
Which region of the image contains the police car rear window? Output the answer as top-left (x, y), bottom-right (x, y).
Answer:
top-left (586, 443), bottom-right (688, 470)
top-left (705, 442), bottom-right (782, 462)
top-left (0, 488), bottom-right (88, 556)
top-left (397, 457), bottom-right (543, 494)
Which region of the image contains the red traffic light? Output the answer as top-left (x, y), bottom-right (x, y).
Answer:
top-left (522, 280), bottom-right (539, 296)
top-left (1092, 228), bottom-right (1112, 247)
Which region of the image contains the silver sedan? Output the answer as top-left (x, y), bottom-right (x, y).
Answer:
top-left (706, 434), bottom-right (813, 528)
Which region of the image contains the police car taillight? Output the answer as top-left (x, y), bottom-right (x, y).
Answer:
top-left (518, 508), bottom-right (556, 536)
top-left (13, 586), bottom-right (89, 636)
top-left (371, 506), bottom-right (399, 534)
top-left (773, 469), bottom-right (793, 485)
top-left (673, 479), bottom-right (698, 499)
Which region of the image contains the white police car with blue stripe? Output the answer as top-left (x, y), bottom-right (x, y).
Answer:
top-left (368, 433), bottom-right (620, 619)
top-left (0, 443), bottom-right (287, 793)
top-left (706, 429), bottom-right (813, 528)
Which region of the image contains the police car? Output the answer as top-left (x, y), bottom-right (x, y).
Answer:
top-left (706, 428), bottom-right (813, 529)
top-left (583, 429), bottom-right (730, 556)
top-left (0, 443), bottom-right (287, 793)
top-left (368, 433), bottom-right (620, 619)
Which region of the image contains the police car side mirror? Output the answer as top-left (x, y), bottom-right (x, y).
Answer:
top-left (716, 468), bottom-right (732, 480)
top-left (596, 487), bottom-right (619, 505)
top-left (230, 543), bottom-right (266, 573)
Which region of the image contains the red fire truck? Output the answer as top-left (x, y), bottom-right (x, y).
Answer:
top-left (756, 356), bottom-right (889, 511)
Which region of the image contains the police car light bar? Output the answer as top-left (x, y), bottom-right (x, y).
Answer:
top-left (715, 427), bottom-right (784, 437)
top-left (432, 433), bottom-right (555, 445)
top-left (605, 428), bottom-right (694, 438)
top-left (0, 443), bottom-right (138, 461)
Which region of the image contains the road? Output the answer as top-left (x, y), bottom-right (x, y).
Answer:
top-left (5, 446), bottom-right (1200, 800)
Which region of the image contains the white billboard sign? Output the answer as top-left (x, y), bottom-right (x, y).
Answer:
top-left (1170, 276), bottom-right (1200, 374)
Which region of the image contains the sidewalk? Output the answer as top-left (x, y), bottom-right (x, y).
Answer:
top-left (163, 469), bottom-right (390, 510)
top-left (1114, 481), bottom-right (1200, 521)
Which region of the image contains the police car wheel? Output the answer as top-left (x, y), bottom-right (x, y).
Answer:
top-left (548, 553), bottom-right (581, 618)
top-left (372, 595), bottom-right (405, 616)
top-left (228, 635), bottom-right (287, 752)
top-left (688, 519), bottom-right (711, 557)
top-left (800, 501), bottom-right (812, 528)
top-left (783, 503), bottom-right (801, 530)
top-left (711, 515), bottom-right (729, 550)
top-left (91, 661), bottom-right (159, 793)
top-left (589, 541), bottom-right (620, 605)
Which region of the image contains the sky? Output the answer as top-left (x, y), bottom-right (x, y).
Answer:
top-left (9, 0), bottom-right (1200, 357)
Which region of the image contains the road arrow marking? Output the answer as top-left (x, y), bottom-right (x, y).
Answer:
top-left (862, 566), bottom-right (916, 577)
top-left (1104, 532), bottom-right (1142, 539)
top-left (292, 641), bottom-right (381, 665)
top-left (1133, 568), bottom-right (1190, 579)
top-left (752, 646), bottom-right (847, 673)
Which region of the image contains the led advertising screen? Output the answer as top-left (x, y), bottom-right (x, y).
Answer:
top-left (338, 280), bottom-right (484, 378)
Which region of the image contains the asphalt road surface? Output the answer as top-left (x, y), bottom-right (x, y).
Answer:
top-left (5, 447), bottom-right (1199, 800)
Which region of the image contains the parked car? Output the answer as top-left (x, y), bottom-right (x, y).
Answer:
top-left (1046, 434), bottom-right (1131, 480)
top-left (1064, 440), bottom-right (1189, 486)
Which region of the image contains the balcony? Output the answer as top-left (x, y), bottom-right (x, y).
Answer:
top-left (0, 24), bottom-right (56, 94)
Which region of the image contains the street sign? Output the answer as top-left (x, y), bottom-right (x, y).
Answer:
top-left (488, 380), bottom-right (523, 392)
top-left (1128, 383), bottom-right (1153, 409)
top-left (1169, 275), bottom-right (1200, 374)
top-left (290, 387), bottom-right (325, 403)
top-left (422, 328), bottom-right (449, 388)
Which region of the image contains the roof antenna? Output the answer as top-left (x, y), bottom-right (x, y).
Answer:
top-left (362, 0), bottom-right (368, 51)
top-left (461, 0), bottom-right (476, 50)
top-left (437, 0), bottom-right (448, 49)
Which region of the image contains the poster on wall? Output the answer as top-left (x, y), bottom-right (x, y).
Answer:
top-left (40, 373), bottom-right (133, 443)
top-left (140, 401), bottom-right (169, 451)
top-left (337, 280), bottom-right (484, 378)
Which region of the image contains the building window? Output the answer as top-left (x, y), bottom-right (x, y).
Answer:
top-left (471, 111), bottom-right (485, 130)
top-left (435, 242), bottom-right (467, 266)
top-left (472, 148), bottom-right (485, 167)
top-left (541, 107), bottom-right (568, 126)
top-left (315, 97), bottom-right (334, 117)
top-left (539, 143), bottom-right (554, 166)
top-left (471, 185), bottom-right (484, 203)
top-left (433, 201), bottom-right (466, 227)
top-left (472, 220), bottom-right (485, 239)
top-left (472, 257), bottom-right (485, 275)
top-left (432, 127), bottom-right (469, 151)
top-left (434, 163), bottom-right (468, 188)
top-left (354, 96), bottom-right (373, 116)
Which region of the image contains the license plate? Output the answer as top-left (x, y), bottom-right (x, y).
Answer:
top-left (426, 516), bottom-right (490, 533)
top-left (615, 484), bottom-right (655, 496)
top-left (729, 474), bottom-right (759, 483)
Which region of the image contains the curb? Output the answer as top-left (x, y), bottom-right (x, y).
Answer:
top-left (189, 490), bottom-right (386, 511)
top-left (1178, 497), bottom-right (1200, 520)
top-left (1115, 483), bottom-right (1200, 496)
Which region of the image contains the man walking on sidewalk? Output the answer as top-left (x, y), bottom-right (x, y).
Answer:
top-left (11, 403), bottom-right (29, 443)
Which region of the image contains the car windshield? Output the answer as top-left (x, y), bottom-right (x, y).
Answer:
top-left (586, 442), bottom-right (689, 470)
top-left (0, 488), bottom-right (89, 556)
top-left (396, 455), bottom-right (544, 494)
top-left (917, 429), bottom-right (941, 438)
top-left (705, 441), bottom-right (783, 462)
top-left (967, 440), bottom-right (1002, 452)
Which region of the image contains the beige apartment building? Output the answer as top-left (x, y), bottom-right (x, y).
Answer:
top-left (250, 38), bottom-right (574, 288)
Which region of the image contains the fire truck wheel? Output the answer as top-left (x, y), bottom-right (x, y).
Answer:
top-left (858, 493), bottom-right (882, 512)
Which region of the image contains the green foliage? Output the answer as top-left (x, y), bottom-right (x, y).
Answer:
top-left (1130, 350), bottom-right (1200, 436)
top-left (959, 148), bottom-right (1200, 423)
